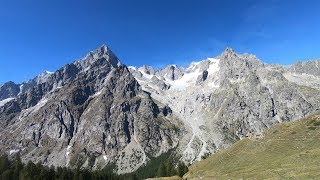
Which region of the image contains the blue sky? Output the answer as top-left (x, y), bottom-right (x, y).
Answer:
top-left (0, 0), bottom-right (320, 83)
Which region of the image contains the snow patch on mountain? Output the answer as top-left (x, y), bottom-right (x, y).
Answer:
top-left (9, 149), bottom-right (20, 155)
top-left (0, 98), bottom-right (15, 107)
top-left (130, 57), bottom-right (223, 163)
top-left (165, 67), bottom-right (201, 90)
top-left (128, 66), bottom-right (137, 71)
top-left (139, 69), bottom-right (154, 80)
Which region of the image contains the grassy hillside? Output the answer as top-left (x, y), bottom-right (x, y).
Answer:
top-left (184, 114), bottom-right (320, 179)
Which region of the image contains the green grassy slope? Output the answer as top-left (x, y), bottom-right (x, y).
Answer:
top-left (184, 114), bottom-right (320, 179)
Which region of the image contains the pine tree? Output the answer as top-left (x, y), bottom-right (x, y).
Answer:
top-left (1, 169), bottom-right (13, 180)
top-left (156, 162), bottom-right (166, 177)
top-left (165, 158), bottom-right (175, 176)
top-left (48, 166), bottom-right (55, 180)
top-left (13, 153), bottom-right (23, 180)
top-left (23, 161), bottom-right (36, 179)
top-left (0, 155), bottom-right (10, 175)
top-left (177, 162), bottom-right (188, 177)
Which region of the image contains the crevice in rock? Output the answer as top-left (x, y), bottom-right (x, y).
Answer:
top-left (270, 97), bottom-right (276, 117)
top-left (123, 114), bottom-right (131, 143)
top-left (58, 126), bottom-right (62, 138)
top-left (69, 113), bottom-right (75, 142)
top-left (102, 132), bottom-right (106, 152)
top-left (121, 102), bottom-right (131, 112)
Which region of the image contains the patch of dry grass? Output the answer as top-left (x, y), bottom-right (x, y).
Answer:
top-left (146, 175), bottom-right (182, 180)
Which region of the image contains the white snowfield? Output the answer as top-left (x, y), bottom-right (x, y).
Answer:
top-left (9, 149), bottom-right (20, 155)
top-left (130, 58), bottom-right (223, 163)
top-left (0, 98), bottom-right (15, 107)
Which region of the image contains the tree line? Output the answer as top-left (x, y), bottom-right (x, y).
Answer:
top-left (0, 152), bottom-right (188, 180)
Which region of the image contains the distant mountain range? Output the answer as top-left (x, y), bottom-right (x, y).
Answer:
top-left (1, 45), bottom-right (320, 174)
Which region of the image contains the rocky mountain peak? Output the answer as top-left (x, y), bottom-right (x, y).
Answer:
top-left (220, 47), bottom-right (238, 59)
top-left (80, 45), bottom-right (121, 69)
top-left (158, 64), bottom-right (185, 81)
top-left (139, 65), bottom-right (156, 75)
top-left (3, 81), bottom-right (16, 86)
top-left (0, 81), bottom-right (20, 101)
top-left (91, 44), bottom-right (111, 56)
top-left (36, 71), bottom-right (54, 84)
top-left (0, 45), bottom-right (183, 174)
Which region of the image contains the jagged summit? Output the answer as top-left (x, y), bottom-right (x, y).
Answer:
top-left (220, 47), bottom-right (238, 59)
top-left (0, 81), bottom-right (20, 100)
top-left (76, 45), bottom-right (122, 69)
top-left (2, 81), bottom-right (16, 85)
top-left (99, 44), bottom-right (109, 52)
top-left (91, 44), bottom-right (114, 57)
top-left (224, 47), bottom-right (235, 53)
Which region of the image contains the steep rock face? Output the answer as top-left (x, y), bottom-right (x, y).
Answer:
top-left (213, 49), bottom-right (317, 138)
top-left (129, 48), bottom-right (320, 164)
top-left (0, 45), bottom-right (182, 174)
top-left (157, 65), bottom-right (185, 81)
top-left (0, 81), bottom-right (20, 101)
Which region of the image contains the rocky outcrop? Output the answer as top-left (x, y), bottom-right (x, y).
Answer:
top-left (289, 60), bottom-right (320, 76)
top-left (157, 65), bottom-right (185, 81)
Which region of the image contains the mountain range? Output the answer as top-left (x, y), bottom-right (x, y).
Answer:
top-left (0, 45), bottom-right (319, 174)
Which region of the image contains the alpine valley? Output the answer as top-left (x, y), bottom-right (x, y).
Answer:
top-left (1, 45), bottom-right (320, 175)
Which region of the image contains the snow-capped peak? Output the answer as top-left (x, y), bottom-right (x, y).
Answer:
top-left (220, 47), bottom-right (238, 59)
top-left (45, 70), bottom-right (54, 74)
top-left (187, 57), bottom-right (219, 72)
top-left (128, 66), bottom-right (137, 71)
top-left (36, 70), bottom-right (54, 84)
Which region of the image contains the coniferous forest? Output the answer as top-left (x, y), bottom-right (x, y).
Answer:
top-left (0, 152), bottom-right (188, 180)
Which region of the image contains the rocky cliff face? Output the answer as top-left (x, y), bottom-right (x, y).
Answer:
top-left (1, 45), bottom-right (320, 173)
top-left (0, 45), bottom-right (182, 174)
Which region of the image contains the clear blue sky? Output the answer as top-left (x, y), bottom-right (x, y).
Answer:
top-left (1, 0), bottom-right (320, 83)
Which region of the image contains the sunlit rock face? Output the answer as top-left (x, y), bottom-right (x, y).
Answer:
top-left (0, 45), bottom-right (182, 173)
